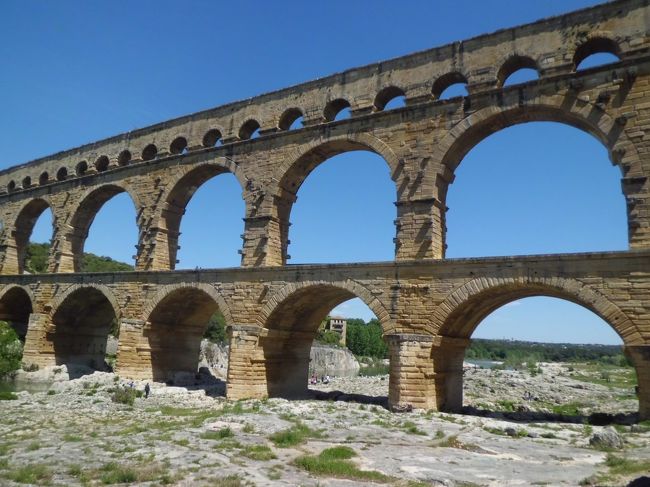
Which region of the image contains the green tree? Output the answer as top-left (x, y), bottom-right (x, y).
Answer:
top-left (204, 311), bottom-right (227, 343)
top-left (0, 321), bottom-right (23, 378)
top-left (345, 318), bottom-right (387, 358)
top-left (24, 242), bottom-right (134, 274)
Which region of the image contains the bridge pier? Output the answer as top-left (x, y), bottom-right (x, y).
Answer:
top-left (21, 312), bottom-right (57, 369)
top-left (625, 345), bottom-right (650, 421)
top-left (226, 325), bottom-right (268, 400)
top-left (430, 336), bottom-right (469, 412)
top-left (114, 320), bottom-right (152, 380)
top-left (386, 334), bottom-right (436, 410)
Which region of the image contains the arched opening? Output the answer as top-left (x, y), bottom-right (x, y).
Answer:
top-left (117, 150), bottom-right (131, 166)
top-left (437, 285), bottom-right (638, 419)
top-left (13, 199), bottom-right (53, 274)
top-left (6, 181), bottom-right (16, 193)
top-left (142, 144), bottom-right (158, 161)
top-left (75, 161), bottom-right (88, 176)
top-left (56, 167), bottom-right (68, 181)
top-left (433, 72), bottom-right (469, 100)
top-left (51, 287), bottom-right (116, 373)
top-left (94, 155), bottom-right (109, 172)
top-left (282, 145), bottom-right (395, 264)
top-left (146, 287), bottom-right (222, 383)
top-left (162, 164), bottom-right (244, 269)
top-left (202, 129), bottom-right (223, 147)
top-left (374, 86), bottom-right (406, 111)
top-left (0, 287), bottom-right (33, 342)
top-left (39, 172), bottom-right (49, 186)
top-left (69, 186), bottom-right (138, 272)
top-left (239, 119), bottom-right (261, 140)
top-left (21, 177), bottom-right (31, 189)
top-left (445, 121), bottom-right (626, 258)
top-left (574, 37), bottom-right (621, 71)
top-left (170, 136), bottom-right (188, 155)
top-left (261, 284), bottom-right (387, 402)
top-left (278, 108), bottom-right (304, 131)
top-left (498, 55), bottom-right (539, 87)
top-left (324, 98), bottom-right (351, 121)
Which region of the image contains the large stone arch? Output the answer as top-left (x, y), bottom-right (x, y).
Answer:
top-left (141, 282), bottom-right (233, 326)
top-left (255, 279), bottom-right (392, 398)
top-left (148, 159), bottom-right (249, 271)
top-left (433, 276), bottom-right (640, 344)
top-left (141, 282), bottom-right (230, 382)
top-left (63, 183), bottom-right (141, 272)
top-left (49, 283), bottom-right (121, 371)
top-left (5, 197), bottom-right (53, 274)
top-left (258, 279), bottom-right (391, 333)
top-left (0, 284), bottom-right (34, 340)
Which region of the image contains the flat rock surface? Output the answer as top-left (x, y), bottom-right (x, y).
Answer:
top-left (0, 362), bottom-right (648, 486)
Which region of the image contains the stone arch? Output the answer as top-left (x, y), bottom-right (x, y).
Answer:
top-left (11, 197), bottom-right (53, 274)
top-left (432, 71), bottom-right (469, 100)
top-left (150, 159), bottom-right (248, 270)
top-left (0, 285), bottom-right (34, 340)
top-left (202, 127), bottom-right (225, 147)
top-left (278, 107), bottom-right (305, 131)
top-left (433, 276), bottom-right (640, 344)
top-left (49, 283), bottom-right (120, 371)
top-left (65, 183), bottom-right (141, 272)
top-left (573, 34), bottom-right (621, 70)
top-left (258, 279), bottom-right (392, 332)
top-left (141, 282), bottom-right (233, 326)
top-left (374, 86), bottom-right (406, 111)
top-left (432, 95), bottom-right (643, 250)
top-left (257, 279), bottom-right (392, 398)
top-left (496, 54), bottom-right (539, 87)
top-left (141, 283), bottom-right (229, 382)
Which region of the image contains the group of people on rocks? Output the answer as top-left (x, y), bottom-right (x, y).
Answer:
top-left (309, 373), bottom-right (331, 385)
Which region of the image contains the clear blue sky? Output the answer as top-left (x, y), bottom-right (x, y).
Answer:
top-left (1, 0), bottom-right (626, 344)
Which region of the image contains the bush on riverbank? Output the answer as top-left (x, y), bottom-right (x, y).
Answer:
top-left (0, 321), bottom-right (22, 378)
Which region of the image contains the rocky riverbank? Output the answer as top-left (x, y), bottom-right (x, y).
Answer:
top-left (0, 362), bottom-right (648, 486)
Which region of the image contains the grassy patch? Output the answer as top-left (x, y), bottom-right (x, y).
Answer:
top-left (0, 391), bottom-right (17, 400)
top-left (201, 427), bottom-right (234, 440)
top-left (97, 461), bottom-right (172, 485)
top-left (240, 444), bottom-right (276, 461)
top-left (605, 454), bottom-right (650, 476)
top-left (295, 446), bottom-right (391, 482)
top-left (402, 421), bottom-right (426, 436)
top-left (269, 422), bottom-right (324, 448)
top-left (551, 402), bottom-right (584, 416)
top-left (63, 433), bottom-right (83, 442)
top-left (7, 463), bottom-right (52, 484)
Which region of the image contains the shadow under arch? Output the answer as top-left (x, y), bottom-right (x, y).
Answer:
top-left (66, 183), bottom-right (141, 272)
top-left (269, 133), bottom-right (401, 264)
top-left (154, 159), bottom-right (248, 270)
top-left (0, 285), bottom-right (34, 340)
top-left (143, 284), bottom-right (227, 382)
top-left (50, 284), bottom-right (120, 373)
top-left (11, 198), bottom-right (53, 274)
top-left (430, 277), bottom-right (644, 414)
top-left (258, 280), bottom-right (392, 398)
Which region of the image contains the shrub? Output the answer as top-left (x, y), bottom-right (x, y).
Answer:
top-left (0, 321), bottom-right (22, 378)
top-left (110, 386), bottom-right (142, 406)
top-left (0, 391), bottom-right (17, 400)
top-left (295, 446), bottom-right (391, 482)
top-left (269, 422), bottom-right (323, 448)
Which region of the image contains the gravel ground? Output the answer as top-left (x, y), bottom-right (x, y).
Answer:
top-left (0, 363), bottom-right (648, 486)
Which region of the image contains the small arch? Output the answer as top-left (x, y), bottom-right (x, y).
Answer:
top-left (574, 37), bottom-right (621, 70)
top-left (432, 72), bottom-right (469, 100)
top-left (239, 119), bottom-right (261, 140)
top-left (324, 98), bottom-right (351, 122)
top-left (56, 167), bottom-right (68, 181)
top-left (374, 86), bottom-right (406, 111)
top-left (21, 176), bottom-right (32, 189)
top-left (278, 108), bottom-right (304, 131)
top-left (75, 161), bottom-right (88, 176)
top-left (94, 155), bottom-right (109, 172)
top-left (11, 198), bottom-right (52, 274)
top-left (142, 144), bottom-right (158, 161)
top-left (497, 55), bottom-right (539, 87)
top-left (39, 172), bottom-right (49, 186)
top-left (7, 181), bottom-right (16, 192)
top-left (170, 136), bottom-right (188, 155)
top-left (117, 150), bottom-right (131, 166)
top-left (202, 128), bottom-right (223, 147)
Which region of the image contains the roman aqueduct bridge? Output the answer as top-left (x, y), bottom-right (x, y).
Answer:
top-left (0, 0), bottom-right (648, 417)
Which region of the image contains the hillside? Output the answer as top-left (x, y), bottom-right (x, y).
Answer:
top-left (25, 243), bottom-right (134, 273)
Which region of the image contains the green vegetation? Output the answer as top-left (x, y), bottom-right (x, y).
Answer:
top-left (295, 446), bottom-right (391, 482)
top-left (110, 386), bottom-right (142, 406)
top-left (0, 321), bottom-right (22, 378)
top-left (358, 357), bottom-right (389, 376)
top-left (346, 318), bottom-right (388, 358)
top-left (201, 428), bottom-right (234, 440)
top-left (0, 390), bottom-right (18, 400)
top-left (316, 329), bottom-right (343, 346)
top-left (466, 338), bottom-right (630, 367)
top-left (240, 444), bottom-right (276, 461)
top-left (6, 463), bottom-right (52, 484)
top-left (204, 311), bottom-right (227, 343)
top-left (269, 422), bottom-right (323, 448)
top-left (26, 242), bottom-right (134, 273)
